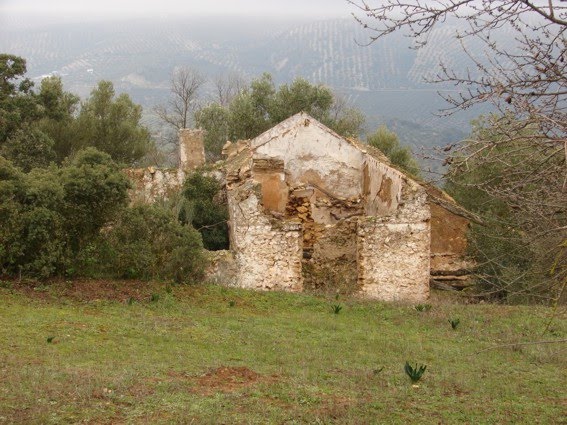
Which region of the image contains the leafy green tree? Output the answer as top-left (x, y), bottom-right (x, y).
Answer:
top-left (102, 203), bottom-right (206, 283)
top-left (1, 126), bottom-right (56, 172)
top-left (36, 76), bottom-right (80, 162)
top-left (196, 73), bottom-right (365, 160)
top-left (182, 171), bottom-right (229, 251)
top-left (194, 103), bottom-right (230, 160)
top-left (0, 54), bottom-right (40, 145)
top-left (76, 81), bottom-right (152, 164)
top-left (367, 125), bottom-right (420, 176)
top-left (60, 147), bottom-right (131, 253)
top-left (0, 156), bottom-right (67, 277)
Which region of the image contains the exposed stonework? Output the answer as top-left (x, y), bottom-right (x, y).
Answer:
top-left (125, 167), bottom-right (185, 203)
top-left (126, 128), bottom-right (206, 202)
top-left (357, 180), bottom-right (431, 302)
top-left (179, 128), bottom-right (206, 171)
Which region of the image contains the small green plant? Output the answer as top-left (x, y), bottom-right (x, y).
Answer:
top-left (127, 297), bottom-right (134, 305)
top-left (332, 304), bottom-right (343, 314)
top-left (449, 318), bottom-right (460, 329)
top-left (46, 336), bottom-right (55, 344)
top-left (150, 293), bottom-right (160, 303)
top-left (414, 304), bottom-right (432, 312)
top-left (165, 285), bottom-right (173, 294)
top-left (228, 300), bottom-right (236, 307)
top-left (404, 361), bottom-right (427, 382)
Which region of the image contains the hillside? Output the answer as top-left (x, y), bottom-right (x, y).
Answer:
top-left (0, 16), bottom-right (510, 150)
top-left (0, 281), bottom-right (565, 423)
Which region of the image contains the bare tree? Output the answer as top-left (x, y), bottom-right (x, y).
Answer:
top-left (212, 72), bottom-right (247, 107)
top-left (348, 1), bottom-right (566, 158)
top-left (155, 66), bottom-right (206, 129)
top-left (349, 1), bottom-right (567, 301)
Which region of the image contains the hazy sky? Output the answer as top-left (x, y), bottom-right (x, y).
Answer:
top-left (0, 0), bottom-right (355, 19)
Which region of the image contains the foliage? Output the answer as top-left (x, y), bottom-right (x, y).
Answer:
top-left (35, 76), bottom-right (80, 162)
top-left (414, 304), bottom-right (432, 312)
top-left (0, 54), bottom-right (40, 145)
top-left (446, 116), bottom-right (566, 303)
top-left (101, 203), bottom-right (206, 283)
top-left (0, 149), bottom-right (130, 278)
top-left (332, 304), bottom-right (343, 314)
top-left (0, 157), bottom-right (67, 277)
top-left (194, 103), bottom-right (230, 160)
top-left (404, 362), bottom-right (427, 383)
top-left (367, 125), bottom-right (420, 176)
top-left (196, 73), bottom-right (365, 160)
top-left (76, 81), bottom-right (152, 165)
top-left (1, 126), bottom-right (56, 172)
top-left (181, 171), bottom-right (229, 251)
top-left (60, 148), bottom-right (131, 253)
top-left (449, 318), bottom-right (460, 330)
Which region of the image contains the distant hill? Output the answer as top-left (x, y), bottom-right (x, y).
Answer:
top-left (1, 16), bottom-right (508, 155)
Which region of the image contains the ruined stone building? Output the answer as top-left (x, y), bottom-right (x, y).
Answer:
top-left (222, 113), bottom-right (476, 302)
top-left (126, 113), bottom-right (476, 303)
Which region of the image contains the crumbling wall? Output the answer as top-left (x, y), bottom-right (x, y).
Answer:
top-left (303, 218), bottom-right (359, 295)
top-left (126, 128), bottom-right (206, 203)
top-left (124, 167), bottom-right (185, 203)
top-left (357, 180), bottom-right (430, 302)
top-left (225, 144), bottom-right (303, 292)
top-left (430, 202), bottom-right (474, 289)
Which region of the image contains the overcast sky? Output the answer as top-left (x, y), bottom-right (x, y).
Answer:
top-left (0, 0), bottom-right (355, 19)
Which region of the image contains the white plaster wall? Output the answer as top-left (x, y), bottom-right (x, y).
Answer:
top-left (363, 155), bottom-right (404, 216)
top-left (253, 117), bottom-right (364, 198)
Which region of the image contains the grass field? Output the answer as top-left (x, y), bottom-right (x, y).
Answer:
top-left (0, 280), bottom-right (565, 424)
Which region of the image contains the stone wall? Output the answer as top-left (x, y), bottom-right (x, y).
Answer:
top-left (227, 184), bottom-right (304, 291)
top-left (125, 167), bottom-right (185, 203)
top-left (357, 181), bottom-right (430, 302)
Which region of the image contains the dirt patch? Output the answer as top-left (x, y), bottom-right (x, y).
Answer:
top-left (2, 278), bottom-right (163, 303)
top-left (193, 366), bottom-right (270, 396)
top-left (313, 395), bottom-right (355, 421)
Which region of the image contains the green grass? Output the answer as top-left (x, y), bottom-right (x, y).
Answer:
top-left (0, 283), bottom-right (565, 424)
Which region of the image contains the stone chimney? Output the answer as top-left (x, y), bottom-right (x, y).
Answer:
top-left (178, 128), bottom-right (206, 171)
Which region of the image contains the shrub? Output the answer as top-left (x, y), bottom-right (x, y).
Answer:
top-left (182, 171), bottom-right (229, 251)
top-left (103, 204), bottom-right (206, 283)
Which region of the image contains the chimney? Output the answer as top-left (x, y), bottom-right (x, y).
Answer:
top-left (178, 128), bottom-right (206, 171)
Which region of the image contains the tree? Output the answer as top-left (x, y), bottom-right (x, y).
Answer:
top-left (196, 73), bottom-right (365, 159)
top-left (213, 72), bottom-right (247, 107)
top-left (0, 54), bottom-right (40, 145)
top-left (77, 81), bottom-right (152, 164)
top-left (350, 1), bottom-right (567, 302)
top-left (367, 125), bottom-right (421, 176)
top-left (155, 67), bottom-right (206, 129)
top-left (445, 116), bottom-right (566, 302)
top-left (36, 76), bottom-right (80, 162)
top-left (60, 147), bottom-right (131, 253)
top-left (1, 126), bottom-right (56, 172)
